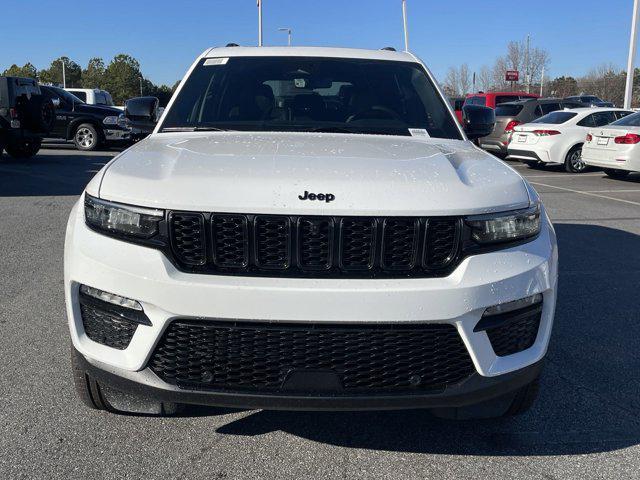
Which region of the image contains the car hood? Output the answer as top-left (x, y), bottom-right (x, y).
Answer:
top-left (97, 132), bottom-right (530, 216)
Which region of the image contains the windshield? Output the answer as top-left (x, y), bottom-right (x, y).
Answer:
top-left (50, 86), bottom-right (85, 104)
top-left (531, 111), bottom-right (577, 124)
top-left (495, 104), bottom-right (524, 117)
top-left (611, 111), bottom-right (640, 126)
top-left (160, 57), bottom-right (462, 138)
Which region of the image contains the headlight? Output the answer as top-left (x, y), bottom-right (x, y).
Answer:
top-left (103, 114), bottom-right (129, 128)
top-left (465, 203), bottom-right (541, 245)
top-left (84, 194), bottom-right (163, 239)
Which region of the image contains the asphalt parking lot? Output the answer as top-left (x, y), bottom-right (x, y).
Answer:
top-left (1, 147), bottom-right (639, 479)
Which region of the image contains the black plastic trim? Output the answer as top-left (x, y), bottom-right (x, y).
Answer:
top-left (78, 291), bottom-right (152, 326)
top-left (474, 303), bottom-right (543, 333)
top-left (76, 349), bottom-right (544, 411)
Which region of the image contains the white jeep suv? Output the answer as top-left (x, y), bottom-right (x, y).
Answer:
top-left (64, 47), bottom-right (558, 418)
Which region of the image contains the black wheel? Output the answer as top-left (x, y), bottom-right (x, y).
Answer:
top-left (73, 123), bottom-right (101, 151)
top-left (71, 348), bottom-right (179, 415)
top-left (564, 144), bottom-right (586, 173)
top-left (603, 168), bottom-right (630, 179)
top-left (5, 138), bottom-right (41, 158)
top-left (431, 377), bottom-right (540, 420)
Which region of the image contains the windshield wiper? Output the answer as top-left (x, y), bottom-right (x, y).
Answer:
top-left (162, 126), bottom-right (231, 132)
top-left (308, 126), bottom-right (355, 134)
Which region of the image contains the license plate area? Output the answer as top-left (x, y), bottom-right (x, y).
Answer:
top-left (597, 137), bottom-right (609, 146)
top-left (517, 134), bottom-right (527, 143)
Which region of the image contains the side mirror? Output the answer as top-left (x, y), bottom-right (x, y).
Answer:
top-left (52, 98), bottom-right (61, 108)
top-left (461, 105), bottom-right (495, 140)
top-left (125, 96), bottom-right (159, 122)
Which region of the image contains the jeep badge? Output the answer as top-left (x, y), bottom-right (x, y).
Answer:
top-left (298, 191), bottom-right (335, 203)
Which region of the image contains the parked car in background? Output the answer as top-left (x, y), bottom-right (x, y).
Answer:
top-left (564, 95), bottom-right (614, 108)
top-left (583, 111), bottom-right (640, 178)
top-left (0, 76), bottom-right (55, 158)
top-left (39, 85), bottom-right (130, 151)
top-left (449, 96), bottom-right (464, 123)
top-left (464, 91), bottom-right (539, 109)
top-left (480, 98), bottom-right (576, 157)
top-left (65, 88), bottom-right (120, 108)
top-left (507, 107), bottom-right (633, 172)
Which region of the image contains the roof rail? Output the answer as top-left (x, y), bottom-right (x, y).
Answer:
top-left (381, 47), bottom-right (396, 51)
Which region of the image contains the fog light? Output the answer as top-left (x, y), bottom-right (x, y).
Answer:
top-left (79, 285), bottom-right (143, 311)
top-left (483, 293), bottom-right (543, 317)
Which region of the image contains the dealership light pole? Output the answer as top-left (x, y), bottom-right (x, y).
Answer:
top-left (402, 0), bottom-right (409, 52)
top-left (624, 0), bottom-right (640, 109)
top-left (278, 27), bottom-right (292, 46)
top-left (258, 0), bottom-right (263, 46)
top-left (62, 60), bottom-right (66, 88)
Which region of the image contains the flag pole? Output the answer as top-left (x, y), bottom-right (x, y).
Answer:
top-left (258, 0), bottom-right (263, 47)
top-left (402, 0), bottom-right (409, 52)
top-left (624, 0), bottom-right (639, 108)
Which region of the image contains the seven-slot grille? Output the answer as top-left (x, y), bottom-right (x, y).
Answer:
top-left (148, 320), bottom-right (476, 394)
top-left (168, 213), bottom-right (461, 278)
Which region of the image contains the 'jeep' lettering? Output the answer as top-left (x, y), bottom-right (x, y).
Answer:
top-left (298, 191), bottom-right (335, 203)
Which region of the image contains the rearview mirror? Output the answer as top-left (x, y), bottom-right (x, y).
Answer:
top-left (124, 96), bottom-right (159, 122)
top-left (461, 105), bottom-right (495, 140)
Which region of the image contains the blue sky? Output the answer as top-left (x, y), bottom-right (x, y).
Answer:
top-left (1, 1), bottom-right (635, 86)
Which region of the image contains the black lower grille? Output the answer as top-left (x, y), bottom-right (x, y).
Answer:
top-left (80, 304), bottom-right (138, 350)
top-left (148, 320), bottom-right (475, 394)
top-left (485, 309), bottom-right (542, 357)
top-left (167, 212), bottom-right (462, 278)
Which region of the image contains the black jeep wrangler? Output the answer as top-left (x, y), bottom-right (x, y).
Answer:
top-left (0, 76), bottom-right (55, 158)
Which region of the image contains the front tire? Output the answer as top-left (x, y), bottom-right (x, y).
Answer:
top-left (603, 168), bottom-right (630, 179)
top-left (71, 348), bottom-right (178, 415)
top-left (5, 138), bottom-right (42, 159)
top-left (431, 377), bottom-right (540, 420)
top-left (73, 124), bottom-right (101, 151)
top-left (564, 145), bottom-right (586, 173)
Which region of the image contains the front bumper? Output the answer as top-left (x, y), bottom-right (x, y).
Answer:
top-left (104, 128), bottom-right (131, 143)
top-left (76, 347), bottom-right (544, 411)
top-left (65, 199), bottom-right (558, 408)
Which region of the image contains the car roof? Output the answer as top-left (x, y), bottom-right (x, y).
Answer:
top-left (498, 98), bottom-right (563, 106)
top-left (202, 46), bottom-right (417, 62)
top-left (563, 107), bottom-right (628, 113)
top-left (466, 91), bottom-right (536, 98)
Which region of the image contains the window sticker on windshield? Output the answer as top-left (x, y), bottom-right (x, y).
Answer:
top-left (294, 78), bottom-right (307, 88)
top-left (409, 128), bottom-right (430, 137)
top-left (204, 58), bottom-right (229, 66)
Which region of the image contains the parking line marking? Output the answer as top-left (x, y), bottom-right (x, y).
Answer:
top-left (581, 189), bottom-right (640, 193)
top-left (524, 173), bottom-right (603, 178)
top-left (529, 181), bottom-right (640, 206)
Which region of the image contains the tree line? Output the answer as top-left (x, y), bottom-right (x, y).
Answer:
top-left (2, 55), bottom-right (178, 106)
top-left (442, 37), bottom-right (640, 107)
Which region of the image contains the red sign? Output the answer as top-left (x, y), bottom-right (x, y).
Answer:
top-left (505, 70), bottom-right (519, 82)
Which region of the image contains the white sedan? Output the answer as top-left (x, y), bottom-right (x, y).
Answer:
top-left (582, 111), bottom-right (640, 179)
top-left (506, 108), bottom-right (633, 172)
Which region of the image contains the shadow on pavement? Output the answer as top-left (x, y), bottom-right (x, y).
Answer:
top-left (0, 151), bottom-right (114, 196)
top-left (200, 223), bottom-right (640, 456)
